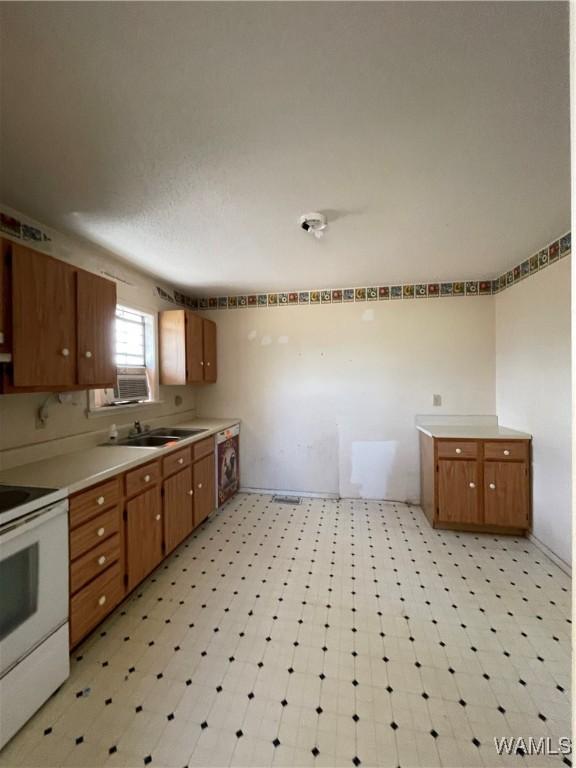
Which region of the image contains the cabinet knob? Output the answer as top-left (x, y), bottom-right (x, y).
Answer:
top-left (178, 458), bottom-right (184, 465)
top-left (98, 555), bottom-right (107, 566)
top-left (188, 490), bottom-right (194, 496)
top-left (206, 362), bottom-right (211, 367)
top-left (503, 449), bottom-right (510, 456)
top-left (469, 482), bottom-right (476, 489)
top-left (489, 482), bottom-right (496, 490)
top-left (155, 513), bottom-right (161, 521)
top-left (198, 482), bottom-right (203, 489)
top-left (84, 351), bottom-right (93, 359)
top-left (144, 474), bottom-right (151, 483)
top-left (455, 448), bottom-right (462, 454)
top-left (61, 348), bottom-right (70, 357)
top-left (97, 527), bottom-right (105, 537)
top-left (200, 361), bottom-right (205, 366)
top-left (98, 595), bottom-right (107, 606)
top-left (97, 496), bottom-right (105, 506)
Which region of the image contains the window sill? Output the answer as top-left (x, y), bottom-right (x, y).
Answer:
top-left (86, 400), bottom-right (165, 418)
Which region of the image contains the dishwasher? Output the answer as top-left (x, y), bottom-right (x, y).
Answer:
top-left (216, 424), bottom-right (240, 506)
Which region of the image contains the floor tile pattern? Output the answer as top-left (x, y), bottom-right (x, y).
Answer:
top-left (1, 494), bottom-right (571, 768)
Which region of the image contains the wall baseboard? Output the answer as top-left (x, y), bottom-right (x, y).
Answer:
top-left (527, 533), bottom-right (571, 577)
top-left (240, 486), bottom-right (340, 500)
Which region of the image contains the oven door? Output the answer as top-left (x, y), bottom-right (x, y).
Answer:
top-left (0, 500), bottom-right (69, 677)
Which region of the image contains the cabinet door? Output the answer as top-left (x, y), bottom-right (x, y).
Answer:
top-left (185, 312), bottom-right (204, 383)
top-left (164, 467), bottom-right (193, 553)
top-left (438, 460), bottom-right (480, 524)
top-left (203, 318), bottom-right (217, 382)
top-left (126, 487), bottom-right (163, 590)
top-left (12, 245), bottom-right (76, 387)
top-left (0, 239), bottom-right (11, 353)
top-left (484, 462), bottom-right (529, 528)
top-left (77, 270), bottom-right (117, 388)
top-left (193, 454), bottom-right (215, 527)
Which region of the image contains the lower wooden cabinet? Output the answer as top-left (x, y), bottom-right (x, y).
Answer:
top-left (437, 460), bottom-right (480, 525)
top-left (193, 454), bottom-right (215, 526)
top-left (420, 432), bottom-right (531, 534)
top-left (69, 436), bottom-right (220, 648)
top-left (164, 466), bottom-right (194, 553)
top-left (484, 461), bottom-right (529, 528)
top-left (125, 486), bottom-right (163, 591)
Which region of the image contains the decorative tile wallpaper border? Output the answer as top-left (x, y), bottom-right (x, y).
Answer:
top-left (0, 212), bottom-right (51, 243)
top-left (157, 232), bottom-right (571, 311)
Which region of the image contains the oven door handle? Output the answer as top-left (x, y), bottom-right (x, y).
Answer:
top-left (0, 502), bottom-right (68, 544)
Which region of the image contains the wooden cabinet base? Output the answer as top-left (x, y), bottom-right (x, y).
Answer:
top-left (420, 431), bottom-right (531, 534)
top-left (69, 439), bottom-right (218, 648)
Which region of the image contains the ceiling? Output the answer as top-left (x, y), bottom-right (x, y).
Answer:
top-left (0, 2), bottom-right (570, 294)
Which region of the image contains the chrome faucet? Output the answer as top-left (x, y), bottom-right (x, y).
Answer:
top-left (129, 421), bottom-right (150, 437)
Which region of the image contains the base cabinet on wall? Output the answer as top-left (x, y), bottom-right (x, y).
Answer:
top-left (420, 431), bottom-right (531, 534)
top-left (125, 486), bottom-right (163, 591)
top-left (68, 436), bottom-right (218, 648)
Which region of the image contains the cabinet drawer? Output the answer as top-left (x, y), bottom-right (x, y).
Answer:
top-left (70, 506), bottom-right (120, 561)
top-left (193, 436), bottom-right (215, 462)
top-left (125, 460), bottom-right (161, 497)
top-left (163, 446), bottom-right (191, 477)
top-left (70, 561), bottom-right (124, 647)
top-left (437, 441), bottom-right (478, 459)
top-left (484, 441), bottom-right (529, 462)
top-left (69, 477), bottom-right (120, 529)
top-left (70, 533), bottom-right (121, 595)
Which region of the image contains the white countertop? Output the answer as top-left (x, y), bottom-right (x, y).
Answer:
top-left (417, 424), bottom-right (531, 439)
top-left (0, 418), bottom-right (240, 495)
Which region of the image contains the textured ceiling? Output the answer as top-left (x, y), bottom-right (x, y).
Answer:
top-left (0, 2), bottom-right (570, 294)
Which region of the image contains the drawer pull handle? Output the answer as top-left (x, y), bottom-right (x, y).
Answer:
top-left (503, 449), bottom-right (510, 456)
top-left (144, 474), bottom-right (151, 483)
top-left (98, 555), bottom-right (107, 566)
top-left (98, 595), bottom-right (107, 606)
top-left (178, 458), bottom-right (184, 465)
top-left (188, 489), bottom-right (194, 496)
top-left (155, 514), bottom-right (161, 521)
top-left (489, 482), bottom-right (496, 490)
top-left (84, 350), bottom-right (93, 359)
top-left (198, 483), bottom-right (203, 489)
top-left (97, 527), bottom-right (105, 537)
top-left (455, 448), bottom-right (462, 454)
top-left (469, 482), bottom-right (476, 489)
top-left (97, 496), bottom-right (105, 506)
top-left (61, 347), bottom-right (70, 357)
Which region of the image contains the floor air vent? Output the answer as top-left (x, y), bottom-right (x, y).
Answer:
top-left (272, 495), bottom-right (302, 505)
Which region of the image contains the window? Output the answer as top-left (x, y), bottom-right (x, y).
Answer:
top-left (88, 303), bottom-right (159, 413)
top-left (116, 306), bottom-right (147, 367)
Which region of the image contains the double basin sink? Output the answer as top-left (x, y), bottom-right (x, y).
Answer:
top-left (107, 427), bottom-right (208, 449)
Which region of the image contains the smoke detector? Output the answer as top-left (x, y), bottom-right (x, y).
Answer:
top-left (300, 212), bottom-right (327, 239)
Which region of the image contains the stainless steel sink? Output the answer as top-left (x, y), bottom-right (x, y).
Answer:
top-left (103, 427), bottom-right (208, 448)
top-left (115, 435), bottom-right (182, 448)
top-left (148, 427), bottom-right (207, 438)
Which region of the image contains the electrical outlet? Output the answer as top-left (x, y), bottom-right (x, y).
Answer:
top-left (433, 394), bottom-right (442, 407)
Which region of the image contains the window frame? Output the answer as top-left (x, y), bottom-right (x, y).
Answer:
top-left (86, 302), bottom-right (161, 416)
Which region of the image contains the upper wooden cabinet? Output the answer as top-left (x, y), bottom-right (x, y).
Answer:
top-left (159, 309), bottom-right (217, 385)
top-left (12, 244), bottom-right (77, 388)
top-left (76, 269), bottom-right (116, 387)
top-left (1, 240), bottom-right (117, 391)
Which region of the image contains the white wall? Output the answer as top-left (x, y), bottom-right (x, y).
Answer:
top-left (495, 259), bottom-right (571, 566)
top-left (196, 298), bottom-right (496, 502)
top-left (0, 207), bottom-right (197, 469)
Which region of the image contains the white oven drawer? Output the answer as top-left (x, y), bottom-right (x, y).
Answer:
top-left (0, 499), bottom-right (69, 677)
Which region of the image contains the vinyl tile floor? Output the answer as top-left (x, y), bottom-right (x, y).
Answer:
top-left (0, 494), bottom-right (571, 768)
